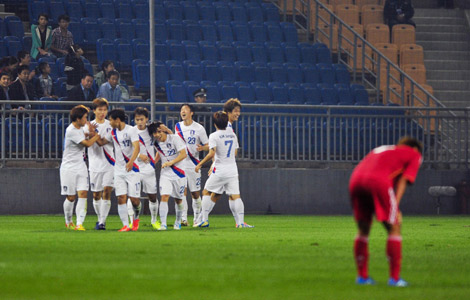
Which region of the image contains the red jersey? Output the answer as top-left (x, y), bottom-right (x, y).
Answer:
top-left (351, 145), bottom-right (422, 187)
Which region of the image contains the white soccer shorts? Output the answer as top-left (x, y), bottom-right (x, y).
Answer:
top-left (140, 171), bottom-right (157, 194)
top-left (89, 170), bottom-right (114, 192)
top-left (114, 172), bottom-right (141, 198)
top-left (185, 168), bottom-right (201, 192)
top-left (60, 169), bottom-right (89, 196)
top-left (159, 176), bottom-right (187, 200)
top-left (204, 174), bottom-right (240, 196)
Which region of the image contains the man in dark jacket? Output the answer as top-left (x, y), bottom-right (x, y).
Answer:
top-left (67, 73), bottom-right (95, 102)
top-left (9, 65), bottom-right (38, 109)
top-left (384, 0), bottom-right (415, 30)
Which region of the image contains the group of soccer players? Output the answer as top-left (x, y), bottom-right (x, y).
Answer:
top-left (59, 97), bottom-right (253, 232)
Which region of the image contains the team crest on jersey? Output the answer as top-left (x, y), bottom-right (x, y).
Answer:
top-left (63, 186), bottom-right (67, 192)
top-left (190, 130), bottom-right (195, 135)
top-left (167, 143), bottom-right (172, 149)
top-left (123, 133), bottom-right (129, 140)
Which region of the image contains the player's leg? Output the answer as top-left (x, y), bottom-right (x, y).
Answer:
top-left (90, 171), bottom-right (104, 230)
top-left (187, 169), bottom-right (202, 225)
top-left (74, 172), bottom-right (89, 231)
top-left (99, 185), bottom-right (113, 229)
top-left (227, 178), bottom-right (253, 228)
top-left (115, 174), bottom-right (131, 231)
top-left (60, 169), bottom-right (77, 229)
top-left (158, 195), bottom-right (170, 230)
top-left (148, 193), bottom-right (160, 229)
top-left (141, 172), bottom-right (158, 228)
top-left (197, 175), bottom-right (223, 227)
top-left (178, 188), bottom-right (189, 226)
top-left (172, 178), bottom-right (187, 230)
top-left (191, 190), bottom-right (202, 225)
top-left (126, 173), bottom-right (142, 231)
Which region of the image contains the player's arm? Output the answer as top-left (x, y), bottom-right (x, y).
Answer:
top-left (80, 134), bottom-right (100, 147)
top-left (196, 143), bottom-right (209, 152)
top-left (154, 151), bottom-right (161, 164)
top-left (162, 149), bottom-right (187, 168)
top-left (139, 153), bottom-right (149, 163)
top-left (126, 141), bottom-right (140, 172)
top-left (394, 176), bottom-right (409, 206)
top-left (195, 147), bottom-right (216, 173)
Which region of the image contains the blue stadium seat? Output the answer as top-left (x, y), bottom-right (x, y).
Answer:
top-left (85, 2), bottom-right (101, 19)
top-left (201, 81), bottom-right (221, 102)
top-left (219, 82), bottom-right (239, 100)
top-left (117, 1), bottom-right (133, 19)
top-left (283, 43), bottom-right (301, 64)
top-left (114, 38), bottom-right (133, 70)
top-left (214, 3), bottom-right (231, 22)
top-left (320, 86), bottom-right (338, 105)
top-left (199, 41), bottom-right (218, 61)
top-left (97, 38), bottom-right (116, 64)
top-left (285, 82), bottom-right (304, 104)
top-left (183, 60), bottom-right (203, 83)
top-left (236, 82), bottom-right (256, 103)
top-left (252, 62), bottom-right (270, 83)
top-left (155, 41), bottom-right (170, 61)
top-left (167, 40), bottom-right (186, 61)
top-left (5, 16), bottom-right (24, 38)
top-left (166, 19), bottom-right (184, 40)
top-left (317, 63), bottom-right (335, 85)
top-left (234, 61), bottom-right (255, 83)
top-left (166, 60), bottom-right (186, 82)
top-left (249, 42), bottom-right (268, 63)
top-left (99, 18), bottom-right (117, 40)
top-left (5, 117), bottom-right (23, 147)
top-left (83, 61), bottom-right (93, 77)
top-left (49, 1), bottom-right (66, 25)
top-left (56, 58), bottom-right (66, 77)
top-left (155, 20), bottom-right (167, 41)
top-left (0, 39), bottom-right (8, 58)
top-left (202, 60), bottom-right (221, 82)
top-left (81, 18), bottom-right (100, 47)
top-left (233, 41), bottom-right (252, 62)
top-left (183, 40), bottom-right (201, 61)
top-left (353, 88), bottom-right (369, 105)
top-left (268, 62), bottom-right (287, 83)
top-left (132, 2), bottom-right (147, 19)
top-left (4, 36), bottom-right (23, 56)
top-left (217, 41), bottom-right (236, 62)
top-left (66, 1), bottom-right (84, 20)
top-left (155, 60), bottom-right (169, 88)
top-left (216, 21), bottom-right (234, 42)
top-left (265, 42), bottom-right (284, 63)
top-left (262, 3), bottom-right (280, 22)
top-left (252, 82), bottom-right (273, 102)
top-left (199, 20), bottom-right (217, 42)
top-left (68, 18), bottom-right (83, 44)
top-left (165, 2), bottom-right (183, 21)
top-left (55, 77), bottom-right (67, 97)
top-left (100, 2), bottom-right (116, 19)
top-left (280, 22), bottom-right (298, 44)
top-left (30, 0), bottom-right (47, 24)
top-left (115, 18), bottom-right (134, 40)
top-left (183, 80), bottom-right (201, 100)
top-left (299, 43), bottom-right (316, 64)
top-left (132, 19), bottom-right (149, 40)
top-left (154, 4), bottom-right (166, 21)
top-left (269, 82), bottom-right (288, 103)
top-left (284, 63), bottom-right (302, 84)
top-left (335, 85), bottom-right (354, 105)
top-left (0, 18), bottom-right (5, 38)
top-left (231, 5), bottom-right (248, 23)
top-left (198, 2), bottom-right (216, 21)
top-left (22, 36), bottom-right (32, 53)
top-left (132, 59), bottom-right (148, 91)
top-left (184, 20), bottom-right (202, 42)
top-left (266, 22), bottom-right (283, 43)
top-left (300, 63), bottom-right (320, 84)
top-left (232, 21), bottom-right (250, 42)
top-left (316, 46), bottom-right (333, 64)
top-left (249, 21), bottom-right (268, 43)
top-left (182, 1), bottom-right (199, 22)
top-left (166, 80), bottom-right (187, 102)
top-left (302, 83), bottom-right (322, 105)
top-left (333, 64), bottom-right (351, 85)
top-left (247, 5), bottom-right (264, 23)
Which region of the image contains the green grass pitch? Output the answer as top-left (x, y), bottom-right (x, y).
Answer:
top-left (0, 215), bottom-right (469, 299)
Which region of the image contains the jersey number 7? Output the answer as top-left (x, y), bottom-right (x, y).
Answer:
top-left (225, 140), bottom-right (233, 158)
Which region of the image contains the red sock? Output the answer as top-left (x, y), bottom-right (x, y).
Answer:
top-left (354, 236), bottom-right (369, 278)
top-left (387, 236), bottom-right (402, 281)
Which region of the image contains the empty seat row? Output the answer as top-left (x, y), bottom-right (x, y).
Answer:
top-left (0, 16), bottom-right (25, 39)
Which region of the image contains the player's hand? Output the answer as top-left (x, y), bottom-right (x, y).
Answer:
top-left (88, 121), bottom-right (98, 133)
top-left (195, 164), bottom-right (201, 173)
top-left (208, 167), bottom-right (213, 176)
top-left (196, 144), bottom-right (204, 152)
top-left (162, 161), bottom-right (172, 168)
top-left (139, 154), bottom-right (150, 163)
top-left (125, 161), bottom-right (133, 172)
top-left (161, 124), bottom-right (173, 135)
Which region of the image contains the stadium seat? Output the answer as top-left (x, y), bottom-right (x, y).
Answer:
top-left (80, 18), bottom-right (101, 47)
top-left (316, 46), bottom-right (332, 64)
top-left (280, 22), bottom-right (298, 44)
top-left (166, 80), bottom-right (187, 102)
top-left (155, 60), bottom-right (169, 88)
top-left (166, 60), bottom-right (186, 82)
top-left (268, 62), bottom-right (287, 83)
top-left (347, 42), bottom-right (373, 71)
top-left (285, 63), bottom-right (302, 84)
top-left (56, 58), bottom-right (66, 77)
top-left (320, 86), bottom-right (338, 105)
top-left (22, 36), bottom-right (32, 54)
top-left (183, 40), bottom-right (201, 61)
top-left (232, 22), bottom-right (251, 43)
top-left (252, 62), bottom-right (270, 83)
top-left (184, 20), bottom-right (202, 42)
top-left (234, 41), bottom-right (253, 62)
top-left (182, 2), bottom-right (199, 22)
top-left (100, 2), bottom-right (116, 20)
top-left (117, 1), bottom-right (133, 19)
top-left (154, 20), bottom-right (167, 41)
top-left (333, 64), bottom-right (351, 85)
top-left (265, 42), bottom-right (284, 63)
top-left (67, 1), bottom-right (84, 20)
top-left (235, 61), bottom-right (255, 83)
top-left (0, 18), bottom-right (5, 38)
top-left (199, 41), bottom-right (218, 61)
top-left (298, 43), bottom-right (316, 64)
top-left (252, 83), bottom-right (273, 102)
top-left (361, 5), bottom-right (384, 28)
top-left (366, 23), bottom-right (390, 46)
top-left (214, 3), bottom-right (231, 22)
top-left (283, 43), bottom-right (301, 64)
top-left (167, 40), bottom-right (186, 61)
top-left (392, 24), bottom-right (416, 48)
top-left (236, 82), bottom-right (256, 103)
top-left (114, 39), bottom-right (133, 70)
top-left (200, 20), bottom-right (218, 42)
top-left (336, 4), bottom-right (359, 26)
top-left (5, 36), bottom-right (23, 56)
top-left (68, 18), bottom-right (83, 45)
top-left (219, 82), bottom-right (239, 100)
top-left (374, 43), bottom-right (398, 70)
top-left (99, 18), bottom-right (117, 40)
top-left (250, 42), bottom-right (268, 64)
top-left (5, 16), bottom-right (24, 39)
top-left (115, 18), bottom-right (134, 41)
top-left (0, 39), bottom-right (7, 58)
top-left (400, 44), bottom-right (424, 68)
top-left (353, 88), bottom-right (370, 105)
top-left (97, 38), bottom-right (116, 64)
top-left (300, 63), bottom-right (320, 84)
top-left (247, 5), bottom-right (264, 23)
top-left (317, 63), bottom-right (335, 85)
top-left (263, 3), bottom-right (280, 23)
top-left (217, 41), bottom-right (236, 62)
top-left (302, 83), bottom-right (322, 105)
top-left (249, 21), bottom-right (268, 43)
top-left (285, 82), bottom-right (304, 104)
top-left (183, 80), bottom-right (201, 100)
top-left (269, 82), bottom-right (289, 103)
top-left (155, 41), bottom-right (170, 61)
top-left (216, 21), bottom-right (234, 42)
top-left (231, 5), bottom-right (248, 23)
top-left (335, 85), bottom-right (354, 105)
top-left (198, 2), bottom-right (216, 21)
top-left (85, 1), bottom-right (101, 19)
top-left (217, 61), bottom-right (237, 82)
top-left (266, 22), bottom-right (283, 43)
top-left (133, 19), bottom-right (149, 40)
top-left (154, 4), bottom-right (165, 21)
top-left (49, 0), bottom-right (66, 25)
top-left (30, 0), bottom-right (47, 24)
top-left (341, 23), bottom-right (364, 52)
top-left (165, 3), bottom-right (183, 21)
top-left (201, 81), bottom-right (221, 102)
top-left (167, 20), bottom-right (184, 41)
top-left (202, 60), bottom-right (221, 82)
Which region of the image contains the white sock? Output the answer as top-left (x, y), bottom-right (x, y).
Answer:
top-left (149, 200), bottom-right (159, 224)
top-left (229, 199), bottom-right (239, 225)
top-left (201, 195), bottom-right (215, 222)
top-left (159, 201), bottom-right (169, 226)
top-left (133, 200), bottom-right (142, 220)
top-left (93, 199), bottom-right (101, 222)
top-left (75, 198), bottom-right (87, 226)
top-left (175, 202), bottom-right (184, 224)
top-left (192, 197), bottom-right (202, 223)
top-left (63, 199), bottom-right (74, 224)
top-left (100, 200), bottom-right (111, 224)
top-left (176, 198), bottom-right (188, 221)
top-left (127, 198), bottom-right (134, 224)
top-left (118, 203), bottom-right (129, 227)
top-left (234, 198), bottom-right (245, 225)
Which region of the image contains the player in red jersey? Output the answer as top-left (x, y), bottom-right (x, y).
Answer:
top-left (349, 137), bottom-right (423, 287)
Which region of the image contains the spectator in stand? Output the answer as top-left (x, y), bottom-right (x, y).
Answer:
top-left (193, 88), bottom-right (211, 112)
top-left (15, 51), bottom-right (36, 81)
top-left (67, 73), bottom-right (95, 102)
top-left (50, 14), bottom-right (74, 57)
top-left (0, 56), bottom-right (19, 74)
top-left (31, 13), bottom-right (56, 60)
top-left (64, 45), bottom-right (86, 91)
top-left (37, 61), bottom-right (57, 99)
top-left (384, 0), bottom-right (415, 30)
top-left (0, 72), bottom-right (12, 109)
top-left (97, 70), bottom-right (122, 102)
top-left (9, 65), bottom-right (38, 108)
top-left (94, 60), bottom-right (114, 88)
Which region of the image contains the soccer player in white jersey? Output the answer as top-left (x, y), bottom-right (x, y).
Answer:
top-left (97, 109), bottom-right (142, 232)
top-left (84, 98), bottom-right (114, 230)
top-left (133, 107), bottom-right (160, 230)
top-left (195, 111), bottom-right (253, 228)
top-left (175, 104), bottom-right (209, 226)
top-left (148, 121), bottom-right (187, 231)
top-left (60, 105), bottom-right (101, 231)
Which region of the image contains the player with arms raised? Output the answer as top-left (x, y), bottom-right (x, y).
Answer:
top-left (350, 137), bottom-right (423, 287)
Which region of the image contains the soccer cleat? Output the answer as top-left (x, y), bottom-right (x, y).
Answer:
top-left (181, 220), bottom-right (188, 226)
top-left (94, 222), bottom-right (100, 230)
top-left (74, 224), bottom-right (86, 231)
top-left (65, 222), bottom-right (76, 230)
top-left (151, 221), bottom-right (161, 230)
top-left (131, 219), bottom-right (140, 231)
top-left (192, 223), bottom-right (200, 228)
top-left (388, 278), bottom-right (408, 287)
top-left (118, 225), bottom-right (131, 232)
top-left (173, 222), bottom-right (181, 230)
top-left (356, 276), bottom-right (375, 285)
top-left (237, 222), bottom-right (254, 228)
top-left (196, 220), bottom-right (209, 228)
top-left (98, 223), bottom-right (106, 230)
top-left (158, 224), bottom-right (168, 231)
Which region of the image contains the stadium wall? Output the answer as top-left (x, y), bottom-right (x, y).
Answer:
top-left (1, 167), bottom-right (468, 215)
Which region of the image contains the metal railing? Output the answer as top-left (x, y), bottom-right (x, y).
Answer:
top-left (1, 101), bottom-right (469, 168)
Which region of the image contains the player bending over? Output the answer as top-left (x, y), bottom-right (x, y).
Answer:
top-left (195, 111), bottom-right (253, 228)
top-left (84, 98), bottom-right (114, 230)
top-left (148, 121), bottom-right (187, 231)
top-left (97, 109), bottom-right (142, 232)
top-left (60, 105), bottom-right (101, 231)
top-left (350, 137), bottom-right (422, 287)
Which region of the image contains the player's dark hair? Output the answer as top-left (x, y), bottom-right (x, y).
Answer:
top-left (92, 98), bottom-right (109, 110)
top-left (397, 137), bottom-right (423, 154)
top-left (134, 107), bottom-right (149, 118)
top-left (213, 111), bottom-right (228, 130)
top-left (58, 14), bottom-right (70, 23)
top-left (16, 50), bottom-right (29, 62)
top-left (70, 105), bottom-right (89, 121)
top-left (107, 70), bottom-right (119, 80)
top-left (16, 65), bottom-right (30, 75)
top-left (108, 109), bottom-right (126, 122)
top-left (38, 13), bottom-right (49, 21)
top-left (180, 103), bottom-right (194, 113)
top-left (223, 98), bottom-right (242, 113)
top-left (148, 121), bottom-right (164, 136)
top-left (37, 61), bottom-right (49, 75)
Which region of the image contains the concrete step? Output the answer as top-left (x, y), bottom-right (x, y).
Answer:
top-left (414, 8), bottom-right (464, 17)
top-left (417, 41), bottom-right (470, 51)
top-left (434, 90), bottom-right (470, 103)
top-left (416, 32), bottom-right (470, 42)
top-left (416, 24), bottom-right (468, 33)
top-left (424, 60), bottom-right (470, 70)
top-left (413, 16), bottom-right (467, 25)
top-left (413, 0), bottom-right (441, 9)
top-left (0, 12), bottom-right (15, 18)
top-left (424, 51), bottom-right (470, 61)
top-left (436, 100), bottom-right (470, 108)
top-left (426, 70), bottom-right (470, 80)
top-left (427, 80), bottom-right (470, 91)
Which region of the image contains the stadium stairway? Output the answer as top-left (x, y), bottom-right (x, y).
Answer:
top-left (414, 6), bottom-right (470, 108)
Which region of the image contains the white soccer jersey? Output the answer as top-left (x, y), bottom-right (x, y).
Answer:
top-left (154, 134), bottom-right (186, 180)
top-left (135, 126), bottom-right (156, 174)
top-left (103, 125), bottom-right (140, 175)
top-left (209, 128), bottom-right (239, 177)
top-left (60, 123), bottom-right (87, 172)
top-left (175, 121), bottom-right (209, 168)
top-left (84, 119), bottom-right (115, 173)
